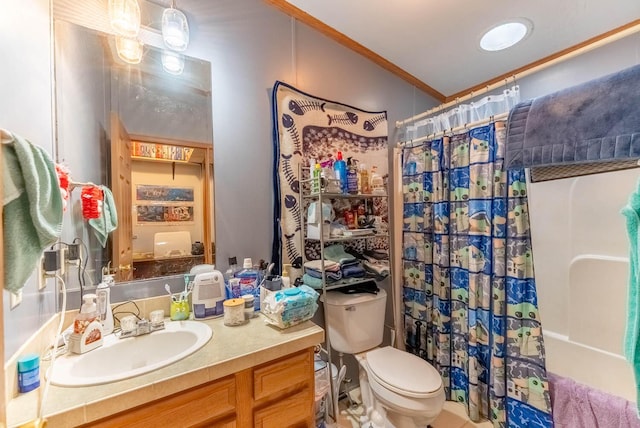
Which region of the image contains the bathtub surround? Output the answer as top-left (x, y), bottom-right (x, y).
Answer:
top-left (401, 122), bottom-right (552, 426)
top-left (621, 179), bottom-right (640, 413)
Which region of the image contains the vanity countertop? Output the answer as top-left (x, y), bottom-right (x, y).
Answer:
top-left (7, 315), bottom-right (324, 427)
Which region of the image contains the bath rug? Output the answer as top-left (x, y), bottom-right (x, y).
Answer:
top-left (271, 81), bottom-right (389, 279)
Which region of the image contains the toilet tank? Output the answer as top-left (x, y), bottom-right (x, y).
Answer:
top-left (321, 289), bottom-right (387, 354)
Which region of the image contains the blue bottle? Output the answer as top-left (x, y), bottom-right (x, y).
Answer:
top-left (334, 151), bottom-right (347, 194)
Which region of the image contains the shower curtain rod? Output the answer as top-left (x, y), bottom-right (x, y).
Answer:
top-left (396, 20), bottom-right (640, 129)
top-left (397, 112), bottom-right (508, 148)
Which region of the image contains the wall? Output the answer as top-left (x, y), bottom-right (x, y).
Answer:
top-left (1, 0), bottom-right (58, 362)
top-left (1, 0), bottom-right (435, 362)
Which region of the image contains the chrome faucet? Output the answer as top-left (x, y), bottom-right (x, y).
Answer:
top-left (118, 317), bottom-right (164, 339)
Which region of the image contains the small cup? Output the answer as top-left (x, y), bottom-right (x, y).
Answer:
top-left (170, 300), bottom-right (190, 321)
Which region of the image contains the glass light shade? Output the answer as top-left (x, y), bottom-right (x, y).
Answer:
top-left (116, 36), bottom-right (143, 64)
top-left (162, 7), bottom-right (190, 51)
top-left (480, 20), bottom-right (531, 52)
top-left (162, 51), bottom-right (185, 75)
top-left (108, 0), bottom-right (141, 38)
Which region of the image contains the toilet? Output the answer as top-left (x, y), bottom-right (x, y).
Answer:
top-left (322, 289), bottom-right (445, 428)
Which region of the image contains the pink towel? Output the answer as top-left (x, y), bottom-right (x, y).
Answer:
top-left (549, 373), bottom-right (640, 428)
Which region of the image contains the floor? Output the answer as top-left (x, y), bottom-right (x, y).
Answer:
top-left (332, 388), bottom-right (493, 428)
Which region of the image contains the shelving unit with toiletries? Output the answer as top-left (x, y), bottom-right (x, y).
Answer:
top-left (298, 165), bottom-right (391, 423)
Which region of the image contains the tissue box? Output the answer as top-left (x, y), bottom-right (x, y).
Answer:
top-left (262, 285), bottom-right (319, 329)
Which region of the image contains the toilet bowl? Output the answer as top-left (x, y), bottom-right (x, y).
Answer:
top-left (356, 347), bottom-right (445, 428)
top-left (322, 290), bottom-right (445, 428)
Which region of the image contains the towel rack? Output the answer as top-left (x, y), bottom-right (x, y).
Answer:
top-left (69, 181), bottom-right (98, 190)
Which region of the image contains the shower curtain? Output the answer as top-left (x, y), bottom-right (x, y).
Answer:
top-left (401, 121), bottom-right (553, 428)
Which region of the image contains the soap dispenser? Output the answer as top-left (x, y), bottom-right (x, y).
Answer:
top-left (69, 294), bottom-right (103, 354)
top-left (96, 281), bottom-right (114, 335)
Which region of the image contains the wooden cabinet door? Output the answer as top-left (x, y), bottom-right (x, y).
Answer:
top-left (110, 112), bottom-right (133, 281)
top-left (253, 389), bottom-right (313, 428)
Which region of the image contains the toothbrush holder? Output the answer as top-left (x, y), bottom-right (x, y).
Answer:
top-left (170, 300), bottom-right (190, 321)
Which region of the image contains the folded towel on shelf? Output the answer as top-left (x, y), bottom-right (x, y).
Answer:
top-left (548, 372), bottom-right (640, 427)
top-left (364, 248), bottom-right (389, 261)
top-left (88, 186), bottom-right (118, 248)
top-left (302, 274), bottom-right (367, 290)
top-left (2, 131), bottom-right (63, 293)
top-left (323, 244), bottom-right (357, 265)
top-left (302, 274), bottom-right (328, 289)
top-left (304, 259), bottom-right (340, 271)
top-left (342, 263), bottom-right (366, 278)
top-left (305, 268), bottom-right (343, 282)
top-left (506, 63), bottom-right (640, 169)
top-left (621, 179), bottom-right (640, 412)
top-left (363, 260), bottom-right (390, 278)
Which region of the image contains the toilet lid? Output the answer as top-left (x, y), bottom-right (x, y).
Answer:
top-left (367, 347), bottom-right (442, 398)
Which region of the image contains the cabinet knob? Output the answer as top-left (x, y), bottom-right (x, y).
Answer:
top-left (119, 264), bottom-right (132, 271)
top-left (345, 306), bottom-right (356, 312)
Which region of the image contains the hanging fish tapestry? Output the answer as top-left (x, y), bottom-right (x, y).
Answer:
top-left (271, 81), bottom-right (389, 277)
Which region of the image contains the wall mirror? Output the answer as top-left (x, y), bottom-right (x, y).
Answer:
top-left (53, 2), bottom-right (215, 291)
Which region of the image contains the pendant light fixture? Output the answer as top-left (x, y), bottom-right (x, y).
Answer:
top-left (162, 50), bottom-right (185, 75)
top-left (108, 0), bottom-right (141, 38)
top-left (162, 0), bottom-right (190, 52)
top-left (116, 36), bottom-right (144, 64)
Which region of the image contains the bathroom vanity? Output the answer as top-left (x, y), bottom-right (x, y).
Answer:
top-left (7, 316), bottom-right (323, 428)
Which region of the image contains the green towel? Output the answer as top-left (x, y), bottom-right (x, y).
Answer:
top-left (621, 179), bottom-right (640, 413)
top-left (2, 132), bottom-right (63, 293)
top-left (322, 244), bottom-right (357, 265)
top-left (89, 186), bottom-right (118, 248)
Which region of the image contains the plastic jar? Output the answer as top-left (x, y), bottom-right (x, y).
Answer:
top-left (242, 294), bottom-right (255, 320)
top-left (223, 298), bottom-right (246, 326)
top-left (17, 354), bottom-right (40, 393)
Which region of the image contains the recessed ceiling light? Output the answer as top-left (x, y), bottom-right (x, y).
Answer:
top-left (480, 19), bottom-right (532, 52)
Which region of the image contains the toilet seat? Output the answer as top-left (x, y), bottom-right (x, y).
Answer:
top-left (366, 347), bottom-right (442, 398)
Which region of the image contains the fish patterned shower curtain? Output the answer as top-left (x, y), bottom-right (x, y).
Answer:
top-left (401, 121), bottom-right (553, 428)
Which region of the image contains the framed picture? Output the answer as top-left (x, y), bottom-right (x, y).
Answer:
top-left (135, 185), bottom-right (194, 202)
top-left (136, 205), bottom-right (195, 223)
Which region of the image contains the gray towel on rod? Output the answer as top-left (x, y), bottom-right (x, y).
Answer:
top-left (506, 63), bottom-right (640, 169)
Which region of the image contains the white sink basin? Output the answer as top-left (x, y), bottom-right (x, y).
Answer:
top-left (49, 320), bottom-right (212, 387)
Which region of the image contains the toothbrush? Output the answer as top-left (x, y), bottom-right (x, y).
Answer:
top-left (181, 283), bottom-right (195, 301)
top-left (165, 284), bottom-right (176, 302)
